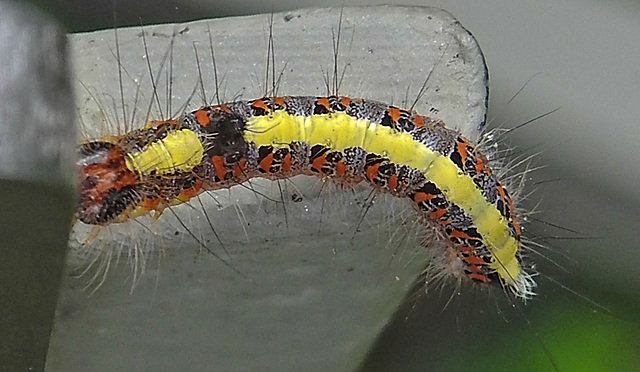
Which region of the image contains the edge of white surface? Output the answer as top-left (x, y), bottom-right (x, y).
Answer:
top-left (0, 1), bottom-right (75, 370)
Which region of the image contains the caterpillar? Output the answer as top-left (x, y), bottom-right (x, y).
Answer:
top-left (76, 93), bottom-right (535, 299)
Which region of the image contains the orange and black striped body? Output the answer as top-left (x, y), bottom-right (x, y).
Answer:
top-left (75, 95), bottom-right (533, 298)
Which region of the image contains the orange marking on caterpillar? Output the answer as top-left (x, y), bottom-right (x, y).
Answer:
top-left (335, 160), bottom-right (346, 176)
top-left (251, 99), bottom-right (269, 112)
top-left (259, 152), bottom-right (274, 173)
top-left (388, 173), bottom-right (398, 191)
top-left (468, 273), bottom-right (490, 283)
top-left (456, 140), bottom-right (468, 164)
top-left (176, 180), bottom-right (203, 203)
top-left (281, 153), bottom-right (292, 172)
top-left (213, 104), bottom-right (230, 113)
top-left (467, 264), bottom-right (482, 273)
top-left (413, 115), bottom-right (425, 127)
top-left (211, 155), bottom-right (226, 180)
top-left (475, 155), bottom-right (485, 173)
top-left (311, 153), bottom-right (326, 173)
top-left (458, 245), bottom-right (474, 252)
top-left (365, 163), bottom-right (380, 182)
top-left (195, 109), bottom-right (210, 126)
top-left (233, 158), bottom-right (246, 178)
top-left (386, 107), bottom-right (401, 128)
top-left (450, 229), bottom-right (475, 240)
top-left (428, 208), bottom-right (448, 219)
top-left (315, 97), bottom-right (330, 112)
top-left (386, 107), bottom-right (401, 120)
top-left (512, 219), bottom-right (522, 236)
top-left (413, 191), bottom-right (434, 204)
top-left (464, 255), bottom-right (486, 266)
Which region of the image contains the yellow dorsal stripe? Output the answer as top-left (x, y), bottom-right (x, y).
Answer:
top-left (125, 129), bottom-right (204, 175)
top-left (244, 111), bottom-right (520, 284)
top-left (425, 156), bottom-right (520, 281)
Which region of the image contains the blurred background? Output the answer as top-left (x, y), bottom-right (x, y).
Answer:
top-left (19, 0), bottom-right (640, 370)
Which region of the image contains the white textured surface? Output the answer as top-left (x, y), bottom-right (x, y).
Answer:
top-left (71, 6), bottom-right (486, 140)
top-left (49, 6), bottom-right (488, 371)
top-left (0, 1), bottom-right (74, 186)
